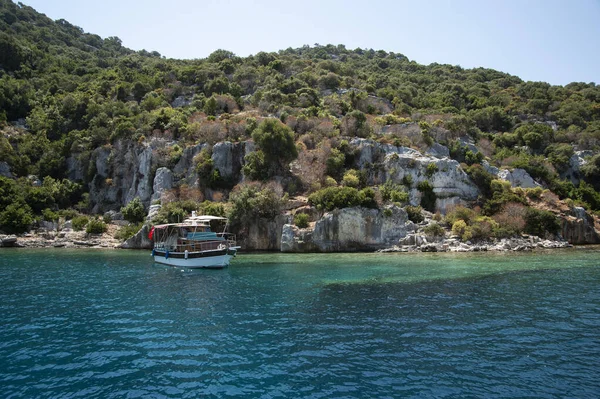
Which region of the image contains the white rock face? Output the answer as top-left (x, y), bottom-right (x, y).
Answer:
top-left (211, 141), bottom-right (246, 182)
top-left (426, 143), bottom-right (450, 158)
top-left (349, 138), bottom-right (479, 213)
top-left (497, 168), bottom-right (540, 188)
top-left (281, 206), bottom-right (416, 252)
top-left (562, 150), bottom-right (594, 185)
top-left (151, 167), bottom-right (173, 202)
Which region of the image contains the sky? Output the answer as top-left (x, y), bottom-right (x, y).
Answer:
top-left (20, 0), bottom-right (600, 86)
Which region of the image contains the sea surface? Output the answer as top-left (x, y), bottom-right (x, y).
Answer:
top-left (1, 248), bottom-right (599, 398)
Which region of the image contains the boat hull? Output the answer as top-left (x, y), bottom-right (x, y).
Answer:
top-left (152, 248), bottom-right (238, 269)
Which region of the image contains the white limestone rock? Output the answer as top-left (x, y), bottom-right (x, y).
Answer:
top-left (497, 168), bottom-right (540, 188)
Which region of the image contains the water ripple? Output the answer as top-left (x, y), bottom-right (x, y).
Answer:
top-left (0, 249), bottom-right (599, 397)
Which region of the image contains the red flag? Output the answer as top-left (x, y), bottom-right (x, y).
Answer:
top-left (148, 226), bottom-right (155, 240)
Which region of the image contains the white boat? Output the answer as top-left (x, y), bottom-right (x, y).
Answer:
top-left (149, 213), bottom-right (240, 269)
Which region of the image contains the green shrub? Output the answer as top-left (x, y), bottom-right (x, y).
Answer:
top-left (121, 197), bottom-right (146, 224)
top-left (294, 213), bottom-right (309, 228)
top-left (425, 163), bottom-right (438, 178)
top-left (379, 180), bottom-right (408, 204)
top-left (42, 208), bottom-right (59, 222)
top-left (71, 215), bottom-right (89, 231)
top-left (308, 186), bottom-right (377, 211)
top-left (424, 222), bottom-right (445, 238)
top-left (342, 169), bottom-right (360, 187)
top-left (0, 203), bottom-right (34, 234)
top-left (402, 174), bottom-right (413, 188)
top-left (229, 184), bottom-right (285, 227)
top-left (452, 219), bottom-right (468, 237)
top-left (86, 218), bottom-right (107, 234)
top-left (446, 206), bottom-right (476, 225)
top-left (405, 205), bottom-right (424, 223)
top-left (114, 223), bottom-right (143, 241)
top-left (524, 208), bottom-right (560, 237)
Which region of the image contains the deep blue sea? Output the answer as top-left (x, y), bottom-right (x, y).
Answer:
top-left (1, 248), bottom-right (599, 398)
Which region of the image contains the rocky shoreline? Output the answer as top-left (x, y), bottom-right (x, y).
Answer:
top-left (0, 229), bottom-right (573, 253)
top-left (379, 234), bottom-right (572, 253)
top-left (1, 225), bottom-right (123, 249)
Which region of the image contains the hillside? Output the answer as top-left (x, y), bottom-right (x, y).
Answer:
top-left (0, 0), bottom-right (599, 249)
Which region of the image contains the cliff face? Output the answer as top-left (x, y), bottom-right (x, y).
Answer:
top-left (350, 139), bottom-right (479, 212)
top-left (561, 207), bottom-right (600, 244)
top-left (281, 206), bottom-right (416, 252)
top-left (76, 136), bottom-right (600, 250)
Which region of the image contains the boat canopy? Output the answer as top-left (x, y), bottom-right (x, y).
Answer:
top-left (153, 215), bottom-right (228, 229)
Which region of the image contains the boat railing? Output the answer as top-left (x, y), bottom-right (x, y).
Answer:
top-left (154, 233), bottom-right (236, 253)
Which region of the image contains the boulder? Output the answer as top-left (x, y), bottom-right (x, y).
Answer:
top-left (497, 168), bottom-right (541, 188)
top-left (120, 224), bottom-right (153, 249)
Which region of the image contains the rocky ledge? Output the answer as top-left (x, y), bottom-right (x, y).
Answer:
top-left (1, 225), bottom-right (123, 249)
top-left (379, 235), bottom-right (572, 253)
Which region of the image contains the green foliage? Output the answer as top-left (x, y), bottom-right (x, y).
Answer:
top-left (199, 201), bottom-right (226, 217)
top-left (326, 148), bottom-right (345, 180)
top-left (229, 184), bottom-right (285, 227)
top-left (524, 208), bottom-right (560, 237)
top-left (379, 180), bottom-right (408, 203)
top-left (466, 164), bottom-right (494, 198)
top-left (581, 153), bottom-right (600, 191)
top-left (294, 213), bottom-right (310, 228)
top-left (244, 119), bottom-right (298, 180)
top-left (114, 222), bottom-right (143, 241)
top-left (0, 2), bottom-right (597, 228)
top-left (405, 205), bottom-right (424, 223)
top-left (121, 197), bottom-right (146, 223)
top-left (252, 118), bottom-right (297, 166)
top-left (42, 208), bottom-right (59, 222)
top-left (445, 206), bottom-right (476, 226)
top-left (86, 218), bottom-right (108, 234)
top-left (451, 219), bottom-right (468, 238)
top-left (342, 169), bottom-right (360, 187)
top-left (0, 202), bottom-right (34, 234)
top-left (308, 186), bottom-right (377, 211)
top-left (425, 163), bottom-right (438, 178)
top-left (71, 215), bottom-right (89, 231)
top-left (423, 222), bottom-right (445, 238)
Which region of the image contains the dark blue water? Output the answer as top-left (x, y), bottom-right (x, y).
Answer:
top-left (1, 249), bottom-right (599, 398)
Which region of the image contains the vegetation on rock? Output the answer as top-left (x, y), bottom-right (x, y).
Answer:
top-left (0, 0), bottom-right (598, 244)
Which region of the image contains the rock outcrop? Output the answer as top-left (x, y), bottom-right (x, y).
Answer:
top-left (241, 214), bottom-right (289, 251)
top-left (348, 139), bottom-right (479, 213)
top-left (561, 206), bottom-right (600, 244)
top-left (88, 140), bottom-right (157, 212)
top-left (151, 167), bottom-right (173, 202)
top-left (281, 206), bottom-right (416, 252)
top-left (120, 224), bottom-right (153, 249)
top-left (497, 168), bottom-right (541, 188)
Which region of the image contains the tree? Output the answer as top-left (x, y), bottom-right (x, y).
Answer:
top-left (0, 203), bottom-right (34, 234)
top-left (121, 197), bottom-right (146, 223)
top-left (245, 118), bottom-right (298, 179)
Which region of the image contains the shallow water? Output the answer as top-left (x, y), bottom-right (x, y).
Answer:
top-left (1, 248), bottom-right (599, 398)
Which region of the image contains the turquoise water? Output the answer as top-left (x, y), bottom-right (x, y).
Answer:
top-left (1, 248), bottom-right (599, 398)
